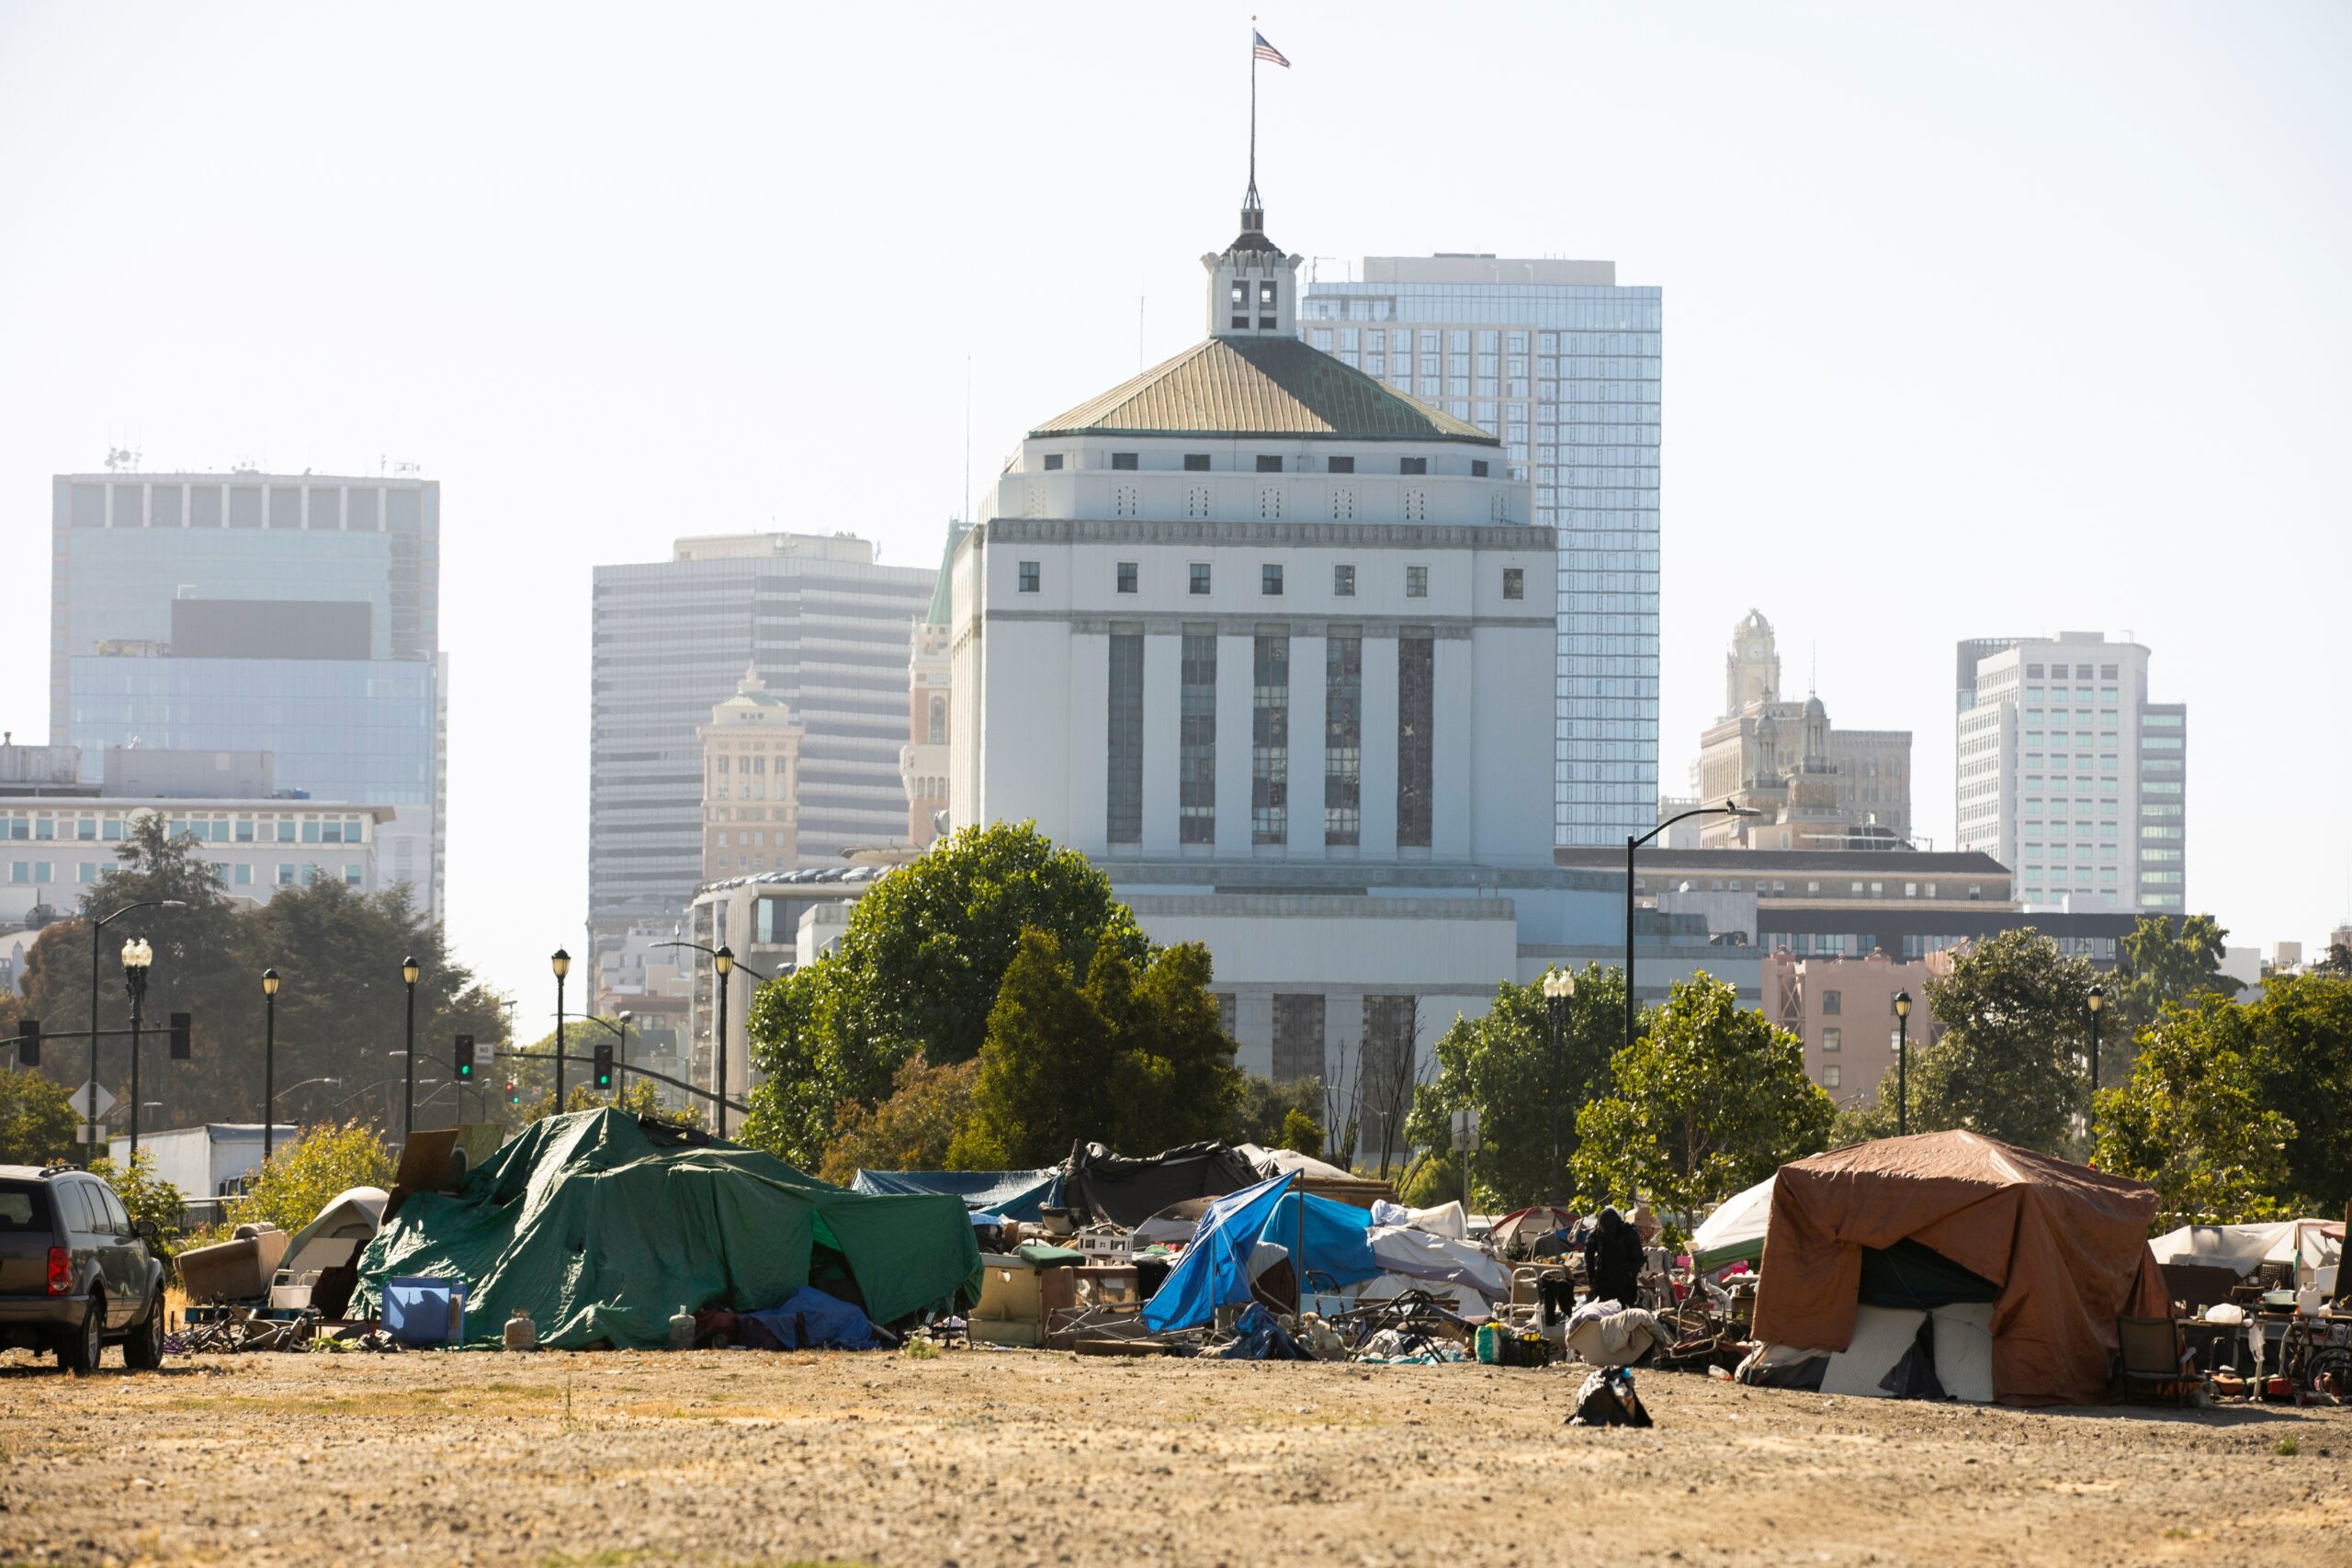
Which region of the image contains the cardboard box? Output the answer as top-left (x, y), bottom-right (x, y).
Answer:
top-left (969, 1316), bottom-right (1046, 1348)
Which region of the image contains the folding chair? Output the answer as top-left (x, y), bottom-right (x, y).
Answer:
top-left (2115, 1314), bottom-right (2201, 1406)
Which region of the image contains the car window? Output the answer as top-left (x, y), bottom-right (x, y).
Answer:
top-left (99, 1187), bottom-right (131, 1235)
top-left (62, 1182), bottom-right (101, 1235)
top-left (0, 1182), bottom-right (45, 1230)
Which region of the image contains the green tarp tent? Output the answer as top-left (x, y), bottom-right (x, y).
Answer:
top-left (355, 1110), bottom-right (980, 1348)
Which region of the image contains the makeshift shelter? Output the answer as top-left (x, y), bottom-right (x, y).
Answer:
top-left (1061, 1140), bottom-right (1261, 1227)
top-left (1140, 1175), bottom-right (1381, 1331)
top-left (356, 1111), bottom-right (979, 1348)
top-left (849, 1168), bottom-right (1064, 1222)
top-left (2149, 1219), bottom-right (2342, 1291)
top-left (271, 1185), bottom-right (389, 1311)
top-left (1690, 1176), bottom-right (1774, 1272)
top-left (1488, 1206), bottom-right (1578, 1252)
top-left (1747, 1130), bottom-right (2169, 1405)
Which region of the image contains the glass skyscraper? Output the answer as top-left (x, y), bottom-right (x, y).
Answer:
top-left (49, 470), bottom-right (446, 913)
top-left (1303, 257), bottom-right (1661, 845)
top-left (588, 533), bottom-right (933, 955)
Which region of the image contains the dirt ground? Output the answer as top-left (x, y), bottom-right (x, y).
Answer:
top-left (0, 1344), bottom-right (2345, 1568)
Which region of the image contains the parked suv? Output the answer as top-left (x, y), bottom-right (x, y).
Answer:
top-left (0, 1165), bottom-right (167, 1371)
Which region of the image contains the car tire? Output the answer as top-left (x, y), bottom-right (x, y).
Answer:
top-left (124, 1292), bottom-right (165, 1371)
top-left (57, 1296), bottom-right (103, 1374)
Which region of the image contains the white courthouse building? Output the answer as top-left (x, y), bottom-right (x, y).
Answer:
top-left (951, 189), bottom-right (1746, 1090)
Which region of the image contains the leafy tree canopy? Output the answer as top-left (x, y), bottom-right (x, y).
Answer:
top-left (1571, 972), bottom-right (1832, 1217)
top-left (2094, 994), bottom-right (2295, 1222)
top-left (0, 1065), bottom-right (77, 1165)
top-left (948, 928), bottom-right (1239, 1169)
top-left (2233, 970), bottom-right (2352, 1207)
top-left (1403, 964), bottom-right (1622, 1212)
top-left (814, 1052), bottom-right (978, 1185)
top-left (1913, 927), bottom-right (2094, 1153)
top-left (1229, 1073), bottom-right (1323, 1150)
top-left (18, 817), bottom-right (507, 1142)
top-left (744, 822), bottom-right (1149, 1168)
top-left (1276, 1108), bottom-right (1324, 1160)
top-left (2111, 913), bottom-right (2243, 1042)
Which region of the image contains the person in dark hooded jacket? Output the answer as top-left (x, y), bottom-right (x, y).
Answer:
top-left (1582, 1205), bottom-right (1645, 1309)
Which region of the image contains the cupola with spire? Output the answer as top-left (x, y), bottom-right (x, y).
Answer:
top-left (1203, 181), bottom-right (1302, 338)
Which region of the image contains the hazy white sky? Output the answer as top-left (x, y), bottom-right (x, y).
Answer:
top-left (3, 2), bottom-right (2346, 1009)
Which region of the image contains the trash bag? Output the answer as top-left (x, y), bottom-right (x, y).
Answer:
top-left (1566, 1366), bottom-right (1654, 1427)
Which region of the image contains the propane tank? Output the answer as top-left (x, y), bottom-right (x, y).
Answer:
top-left (503, 1308), bottom-right (537, 1352)
top-left (669, 1306), bottom-right (696, 1351)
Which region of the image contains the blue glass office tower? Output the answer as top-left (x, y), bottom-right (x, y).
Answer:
top-left (49, 471), bottom-right (446, 913)
top-left (1303, 258), bottom-right (1660, 846)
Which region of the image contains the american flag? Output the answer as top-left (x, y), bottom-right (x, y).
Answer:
top-left (1253, 30), bottom-right (1290, 68)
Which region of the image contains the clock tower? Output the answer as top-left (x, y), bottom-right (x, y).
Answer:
top-left (1724, 609), bottom-right (1781, 718)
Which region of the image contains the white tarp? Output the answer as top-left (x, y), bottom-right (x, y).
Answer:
top-left (2149, 1219), bottom-right (2343, 1286)
top-left (1690, 1175), bottom-right (1775, 1269)
top-left (1365, 1224), bottom-right (1512, 1299)
top-left (1237, 1144), bottom-right (1355, 1182)
top-left (1368, 1199), bottom-right (1469, 1239)
top-left (277, 1186), bottom-right (389, 1283)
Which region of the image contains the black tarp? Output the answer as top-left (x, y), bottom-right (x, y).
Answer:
top-left (1059, 1140), bottom-right (1261, 1228)
top-left (1857, 1236), bottom-right (2001, 1311)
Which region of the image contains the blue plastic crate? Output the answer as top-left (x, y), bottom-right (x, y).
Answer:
top-left (383, 1275), bottom-right (467, 1346)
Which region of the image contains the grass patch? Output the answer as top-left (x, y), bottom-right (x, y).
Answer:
top-left (902, 1339), bottom-right (940, 1361)
top-left (2275, 1436), bottom-right (2299, 1456)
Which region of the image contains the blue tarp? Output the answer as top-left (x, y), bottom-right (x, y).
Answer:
top-left (849, 1168), bottom-right (1065, 1222)
top-left (1139, 1177), bottom-right (1381, 1332)
top-left (738, 1286), bottom-right (886, 1351)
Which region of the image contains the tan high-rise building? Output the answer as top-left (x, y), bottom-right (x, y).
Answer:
top-left (900, 523), bottom-right (965, 850)
top-left (697, 664), bottom-right (803, 882)
top-left (1696, 610), bottom-right (1912, 849)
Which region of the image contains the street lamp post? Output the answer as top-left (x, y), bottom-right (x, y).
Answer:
top-left (1625, 802), bottom-right (1758, 1053)
top-left (86, 898), bottom-right (186, 1151)
top-left (1893, 989), bottom-right (1913, 1138)
top-left (1540, 969), bottom-right (1575, 1211)
top-left (261, 969), bottom-right (282, 1164)
top-left (121, 938), bottom-right (153, 1165)
top-left (652, 942), bottom-right (769, 1137)
top-left (2086, 982), bottom-right (2106, 1119)
top-left (550, 949), bottom-right (571, 1111)
top-left (401, 955), bottom-right (421, 1145)
top-left (713, 946), bottom-right (734, 1138)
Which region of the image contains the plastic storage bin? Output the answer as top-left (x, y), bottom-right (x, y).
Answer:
top-left (383, 1275), bottom-right (467, 1346)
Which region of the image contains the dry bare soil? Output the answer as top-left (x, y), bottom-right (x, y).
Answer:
top-left (0, 1345), bottom-right (2345, 1568)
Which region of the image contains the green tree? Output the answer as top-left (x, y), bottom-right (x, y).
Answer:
top-left (1404, 964), bottom-right (1622, 1212)
top-left (1276, 1108), bottom-right (1324, 1159)
top-left (2308, 942), bottom-right (2352, 978)
top-left (1571, 973), bottom-right (1832, 1216)
top-left (2110, 913), bottom-right (2244, 1048)
top-left (85, 1150), bottom-right (189, 1258)
top-left (2093, 995), bottom-right (2295, 1222)
top-left (0, 1064), bottom-right (77, 1164)
top-left (212, 1121), bottom-right (396, 1238)
top-left (744, 822), bottom-right (1150, 1168)
top-left (2237, 970), bottom-right (2352, 1207)
top-left (1228, 1073), bottom-right (1323, 1148)
top-left (519, 1076), bottom-right (707, 1133)
top-left (1911, 927), bottom-right (2094, 1153)
top-left (949, 929), bottom-right (1240, 1168)
top-left (18, 818), bottom-right (508, 1140)
top-left (814, 1052), bottom-right (978, 1185)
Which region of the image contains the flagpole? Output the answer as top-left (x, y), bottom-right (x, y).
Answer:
top-left (1249, 17), bottom-right (1258, 204)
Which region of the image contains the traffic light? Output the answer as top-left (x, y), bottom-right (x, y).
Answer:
top-left (506, 1079), bottom-right (520, 1107)
top-left (593, 1040), bottom-right (614, 1091)
top-left (14, 1017), bottom-right (38, 1068)
top-left (168, 1012), bottom-right (192, 1061)
top-left (454, 1033), bottom-right (475, 1080)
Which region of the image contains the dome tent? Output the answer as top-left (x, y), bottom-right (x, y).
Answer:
top-left (357, 1110), bottom-right (979, 1348)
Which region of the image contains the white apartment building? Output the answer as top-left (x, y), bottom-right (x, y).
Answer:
top-left (1, 797), bottom-right (398, 923)
top-left (1955, 631), bottom-right (2187, 914)
top-left (950, 186), bottom-right (1742, 1098)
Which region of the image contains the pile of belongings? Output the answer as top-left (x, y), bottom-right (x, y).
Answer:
top-left (695, 1287), bottom-right (891, 1351)
top-left (268, 1185), bottom-right (388, 1315)
top-left (1567, 1366), bottom-right (1654, 1427)
top-left (1737, 1129), bottom-right (2169, 1405)
top-left (356, 1110), bottom-right (980, 1349)
top-left (1564, 1297), bottom-right (1671, 1369)
top-left (2149, 1218), bottom-right (2343, 1308)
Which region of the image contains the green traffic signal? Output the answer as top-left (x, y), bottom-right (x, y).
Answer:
top-left (454, 1032), bottom-right (475, 1080)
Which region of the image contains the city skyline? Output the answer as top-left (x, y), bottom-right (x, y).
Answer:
top-left (1, 5), bottom-right (2346, 1007)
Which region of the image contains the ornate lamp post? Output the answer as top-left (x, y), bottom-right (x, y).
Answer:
top-left (1893, 989), bottom-right (1913, 1137)
top-left (261, 969), bottom-right (282, 1164)
top-left (713, 946), bottom-right (735, 1138)
top-left (86, 898), bottom-right (185, 1151)
top-left (401, 955), bottom-right (422, 1143)
top-left (120, 938), bottom-right (153, 1164)
top-left (2086, 982), bottom-right (2106, 1115)
top-left (1540, 969), bottom-right (1575, 1212)
top-left (550, 948), bottom-right (571, 1110)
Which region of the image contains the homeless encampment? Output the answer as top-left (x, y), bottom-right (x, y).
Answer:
top-left (1141, 1174), bottom-right (1383, 1331)
top-left (355, 1110), bottom-right (979, 1349)
top-left (850, 1168), bottom-right (1065, 1222)
top-left (2149, 1219), bottom-right (2342, 1292)
top-left (1745, 1129), bottom-right (2169, 1406)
